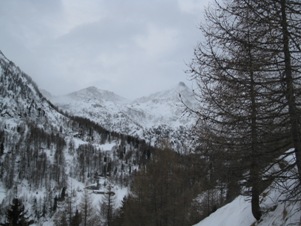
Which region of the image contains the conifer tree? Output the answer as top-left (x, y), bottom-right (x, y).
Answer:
top-left (189, 0), bottom-right (301, 220)
top-left (71, 209), bottom-right (81, 226)
top-left (80, 189), bottom-right (97, 226)
top-left (0, 142), bottom-right (3, 155)
top-left (3, 198), bottom-right (30, 226)
top-left (101, 184), bottom-right (115, 226)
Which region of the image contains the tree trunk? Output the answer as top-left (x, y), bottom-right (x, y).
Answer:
top-left (280, 0), bottom-right (301, 179)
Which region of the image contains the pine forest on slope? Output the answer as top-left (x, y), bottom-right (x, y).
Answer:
top-left (0, 50), bottom-right (208, 225)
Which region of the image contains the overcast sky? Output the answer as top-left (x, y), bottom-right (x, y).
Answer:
top-left (0, 0), bottom-right (210, 99)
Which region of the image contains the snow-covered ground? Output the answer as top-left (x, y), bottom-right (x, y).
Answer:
top-left (194, 155), bottom-right (301, 226)
top-left (194, 191), bottom-right (301, 226)
top-left (194, 196), bottom-right (256, 226)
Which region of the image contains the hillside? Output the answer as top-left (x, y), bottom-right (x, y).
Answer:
top-left (194, 151), bottom-right (301, 226)
top-left (0, 50), bottom-right (153, 225)
top-left (194, 180), bottom-right (301, 226)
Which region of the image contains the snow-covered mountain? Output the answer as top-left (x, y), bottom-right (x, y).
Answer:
top-left (0, 50), bottom-right (151, 225)
top-left (43, 86), bottom-right (143, 137)
top-left (128, 81), bottom-right (196, 128)
top-left (47, 82), bottom-right (198, 152)
top-left (0, 50), bottom-right (66, 132)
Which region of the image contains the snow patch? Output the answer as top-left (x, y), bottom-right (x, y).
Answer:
top-left (193, 196), bottom-right (256, 226)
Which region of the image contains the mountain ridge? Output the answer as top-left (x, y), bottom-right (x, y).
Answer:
top-left (47, 81), bottom-right (198, 151)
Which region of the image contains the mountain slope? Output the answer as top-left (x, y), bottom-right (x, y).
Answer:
top-left (0, 50), bottom-right (66, 131)
top-left (129, 81), bottom-right (196, 128)
top-left (0, 50), bottom-right (152, 225)
top-left (49, 82), bottom-right (198, 152)
top-left (194, 184), bottom-right (300, 226)
top-left (50, 86), bottom-right (143, 136)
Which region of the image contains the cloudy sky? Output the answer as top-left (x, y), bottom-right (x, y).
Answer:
top-left (0, 0), bottom-right (210, 99)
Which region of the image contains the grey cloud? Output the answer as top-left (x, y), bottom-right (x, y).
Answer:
top-left (0, 0), bottom-right (210, 99)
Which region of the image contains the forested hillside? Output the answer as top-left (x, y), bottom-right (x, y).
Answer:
top-left (0, 51), bottom-right (155, 225)
top-left (0, 51), bottom-right (214, 225)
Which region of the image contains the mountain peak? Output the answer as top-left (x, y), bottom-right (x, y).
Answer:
top-left (86, 86), bottom-right (99, 92)
top-left (58, 85), bottom-right (128, 105)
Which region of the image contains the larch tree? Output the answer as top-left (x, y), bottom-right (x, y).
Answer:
top-left (268, 0), bottom-right (301, 180)
top-left (79, 189), bottom-right (97, 226)
top-left (3, 198), bottom-right (30, 226)
top-left (101, 183), bottom-right (116, 226)
top-left (189, 0), bottom-right (300, 220)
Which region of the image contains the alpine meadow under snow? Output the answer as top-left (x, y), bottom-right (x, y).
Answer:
top-left (1, 0), bottom-right (301, 225)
